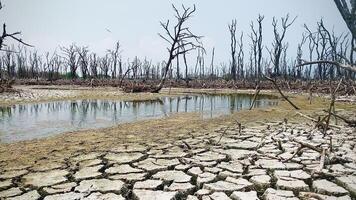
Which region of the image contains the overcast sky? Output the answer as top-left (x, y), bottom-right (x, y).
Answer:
top-left (0, 0), bottom-right (349, 65)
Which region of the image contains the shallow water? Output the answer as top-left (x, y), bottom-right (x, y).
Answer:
top-left (0, 94), bottom-right (278, 143)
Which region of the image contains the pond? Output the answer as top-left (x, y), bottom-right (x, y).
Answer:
top-left (0, 93), bottom-right (278, 143)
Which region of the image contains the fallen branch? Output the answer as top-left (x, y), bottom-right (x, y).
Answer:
top-left (296, 60), bottom-right (356, 73)
top-left (290, 138), bottom-right (323, 154)
top-left (265, 76), bottom-right (299, 110)
top-left (283, 144), bottom-right (303, 162)
top-left (295, 112), bottom-right (342, 129)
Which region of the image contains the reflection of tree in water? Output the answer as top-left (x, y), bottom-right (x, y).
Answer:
top-left (70, 101), bottom-right (78, 126)
top-left (0, 94), bottom-right (278, 141)
top-left (0, 107), bottom-right (12, 119)
top-left (176, 96), bottom-right (180, 112)
top-left (193, 96), bottom-right (198, 112)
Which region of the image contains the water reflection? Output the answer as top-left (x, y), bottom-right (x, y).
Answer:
top-left (0, 94), bottom-right (277, 143)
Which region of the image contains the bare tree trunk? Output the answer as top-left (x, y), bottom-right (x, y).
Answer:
top-left (229, 19), bottom-right (237, 81)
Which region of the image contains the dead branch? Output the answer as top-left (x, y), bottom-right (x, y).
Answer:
top-left (249, 83), bottom-right (261, 110)
top-left (295, 111), bottom-right (342, 129)
top-left (265, 76), bottom-right (299, 110)
top-left (290, 138), bottom-right (323, 154)
top-left (323, 79), bottom-right (343, 136)
top-left (296, 60), bottom-right (356, 73)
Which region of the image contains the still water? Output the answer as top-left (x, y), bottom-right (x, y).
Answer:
top-left (0, 94), bottom-right (278, 143)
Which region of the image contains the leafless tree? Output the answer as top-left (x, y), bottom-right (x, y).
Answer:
top-left (0, 1), bottom-right (32, 51)
top-left (61, 44), bottom-right (78, 79)
top-left (89, 53), bottom-right (98, 78)
top-left (210, 47), bottom-right (215, 78)
top-left (296, 34), bottom-right (307, 79)
top-left (44, 52), bottom-right (61, 81)
top-left (229, 19), bottom-right (237, 80)
top-left (29, 51), bottom-right (40, 79)
top-left (100, 54), bottom-right (110, 78)
top-left (154, 4), bottom-right (204, 92)
top-left (142, 58), bottom-right (152, 80)
top-left (3, 47), bottom-right (15, 78)
top-left (77, 46), bottom-right (89, 79)
top-left (108, 41), bottom-right (122, 79)
top-left (237, 32), bottom-right (244, 79)
top-left (250, 15), bottom-right (265, 79)
top-left (16, 45), bottom-right (27, 78)
top-left (268, 14), bottom-right (297, 76)
top-left (256, 15), bottom-right (264, 79)
top-left (182, 46), bottom-right (190, 85)
top-left (298, 1), bottom-right (356, 73)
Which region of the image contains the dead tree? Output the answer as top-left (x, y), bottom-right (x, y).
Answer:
top-left (182, 46), bottom-right (190, 85)
top-left (298, 1), bottom-right (356, 73)
top-left (229, 19), bottom-right (237, 81)
top-left (210, 47), bottom-right (215, 78)
top-left (237, 32), bottom-right (244, 79)
top-left (194, 47), bottom-right (206, 78)
top-left (250, 15), bottom-right (264, 79)
top-left (61, 44), bottom-right (78, 79)
top-left (108, 41), bottom-right (121, 79)
top-left (52, 54), bottom-right (62, 80)
top-left (259, 14), bottom-right (300, 110)
top-left (153, 4), bottom-right (203, 93)
top-left (0, 0), bottom-right (32, 93)
top-left (29, 51), bottom-right (40, 79)
top-left (257, 15), bottom-right (264, 79)
top-left (0, 2), bottom-right (32, 50)
top-left (16, 45), bottom-right (27, 78)
top-left (268, 14), bottom-right (297, 76)
top-left (89, 53), bottom-right (98, 78)
top-left (296, 34), bottom-right (307, 79)
top-left (44, 52), bottom-right (55, 81)
top-left (77, 46), bottom-right (89, 79)
top-left (305, 29), bottom-right (316, 79)
top-left (100, 54), bottom-right (110, 78)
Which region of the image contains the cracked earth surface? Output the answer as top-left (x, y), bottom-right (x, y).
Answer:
top-left (0, 120), bottom-right (355, 200)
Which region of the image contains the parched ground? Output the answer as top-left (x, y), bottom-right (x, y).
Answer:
top-left (0, 86), bottom-right (355, 200)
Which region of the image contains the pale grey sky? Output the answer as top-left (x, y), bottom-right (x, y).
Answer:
top-left (0, 0), bottom-right (349, 65)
